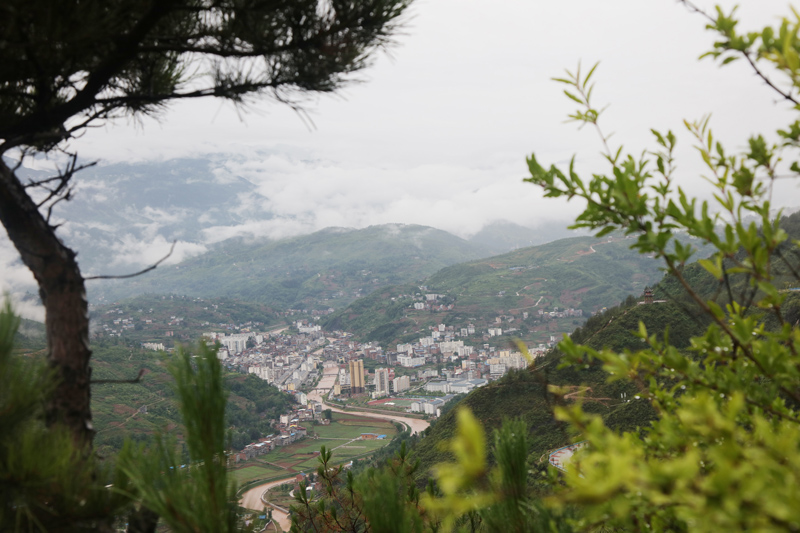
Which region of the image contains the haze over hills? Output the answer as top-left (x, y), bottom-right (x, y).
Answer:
top-left (2, 157), bottom-right (578, 317)
top-left (91, 223), bottom-right (494, 310)
top-left (13, 158), bottom-right (258, 273)
top-left (467, 220), bottom-right (587, 256)
top-left (321, 233), bottom-right (672, 346)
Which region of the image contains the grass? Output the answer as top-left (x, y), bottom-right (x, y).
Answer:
top-left (313, 424), bottom-right (390, 438)
top-left (311, 413), bottom-right (395, 439)
top-left (230, 465), bottom-right (283, 483)
top-left (291, 439), bottom-right (341, 454)
top-left (249, 414), bottom-right (398, 474)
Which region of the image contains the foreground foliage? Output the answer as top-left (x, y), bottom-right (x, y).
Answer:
top-left (290, 3), bottom-right (800, 532)
top-left (522, 3), bottom-right (800, 530)
top-left (7, 2), bottom-right (800, 531)
top-left (0, 301), bottom-right (251, 532)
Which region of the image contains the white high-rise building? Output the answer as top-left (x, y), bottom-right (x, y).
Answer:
top-left (397, 354), bottom-right (425, 367)
top-left (375, 368), bottom-right (390, 397)
top-left (392, 375), bottom-right (410, 393)
top-left (248, 366), bottom-right (273, 382)
top-left (219, 333), bottom-right (253, 354)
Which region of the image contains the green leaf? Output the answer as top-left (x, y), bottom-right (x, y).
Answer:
top-left (564, 90), bottom-right (584, 104)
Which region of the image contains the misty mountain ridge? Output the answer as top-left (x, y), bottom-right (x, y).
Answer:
top-left (5, 156), bottom-right (575, 279)
top-left (90, 223), bottom-right (489, 309)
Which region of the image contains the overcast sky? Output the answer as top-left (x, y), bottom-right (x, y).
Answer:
top-left (67, 0), bottom-right (798, 234)
top-left (4, 0), bottom-right (800, 318)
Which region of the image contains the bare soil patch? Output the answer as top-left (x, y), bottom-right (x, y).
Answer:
top-left (113, 404), bottom-right (136, 416)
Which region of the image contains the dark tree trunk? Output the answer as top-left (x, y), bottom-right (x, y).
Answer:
top-left (0, 158), bottom-right (93, 447)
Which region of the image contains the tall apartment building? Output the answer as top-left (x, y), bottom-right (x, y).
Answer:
top-left (248, 366), bottom-right (273, 382)
top-left (349, 359), bottom-right (365, 394)
top-left (392, 375), bottom-right (410, 393)
top-left (375, 368), bottom-right (390, 397)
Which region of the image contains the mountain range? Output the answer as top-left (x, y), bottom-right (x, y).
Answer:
top-left (320, 233), bottom-right (676, 346)
top-left (3, 157), bottom-right (576, 311)
top-left (92, 223), bottom-right (492, 309)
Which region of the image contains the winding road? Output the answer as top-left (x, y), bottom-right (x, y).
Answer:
top-left (240, 476), bottom-right (296, 531)
top-left (323, 403), bottom-right (429, 435)
top-left (239, 366), bottom-right (430, 528)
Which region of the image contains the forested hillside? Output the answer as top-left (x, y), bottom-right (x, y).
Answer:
top-left (407, 297), bottom-right (709, 481)
top-left (321, 232), bottom-right (673, 346)
top-left (90, 294), bottom-right (282, 348)
top-left (407, 210), bottom-right (800, 488)
top-left (87, 341), bottom-right (294, 455)
top-left (92, 224), bottom-right (488, 311)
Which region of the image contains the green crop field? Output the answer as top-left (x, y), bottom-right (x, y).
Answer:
top-left (251, 414), bottom-right (398, 474)
top-left (229, 465), bottom-right (282, 483)
top-left (291, 439), bottom-right (340, 454)
top-left (313, 422), bottom-right (393, 439)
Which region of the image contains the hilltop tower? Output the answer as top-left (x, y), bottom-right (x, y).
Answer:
top-left (643, 286), bottom-right (654, 305)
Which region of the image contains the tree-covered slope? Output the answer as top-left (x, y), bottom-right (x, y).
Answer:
top-left (89, 294), bottom-right (282, 348)
top-left (322, 233), bottom-right (672, 345)
top-left (407, 299), bottom-right (709, 481)
top-left (406, 213), bottom-right (800, 483)
top-left (14, 308), bottom-right (294, 457)
top-left (93, 224), bottom-right (489, 310)
top-left (90, 340), bottom-right (295, 455)
top-left (425, 234), bottom-right (666, 310)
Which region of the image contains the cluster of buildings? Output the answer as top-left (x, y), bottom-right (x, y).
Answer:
top-left (141, 342), bottom-right (165, 351)
top-left (537, 307), bottom-right (584, 318)
top-left (231, 403), bottom-right (323, 463)
top-left (424, 376), bottom-right (488, 394)
top-left (277, 308), bottom-right (336, 318)
top-left (202, 329), bottom-right (327, 392)
top-left (316, 320), bottom-right (554, 403)
top-left (95, 307), bottom-right (136, 337)
top-left (92, 295), bottom-right (276, 341)
top-left (410, 395), bottom-right (455, 417)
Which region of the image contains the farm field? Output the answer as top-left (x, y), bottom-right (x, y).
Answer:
top-left (229, 464), bottom-right (284, 484)
top-left (232, 413), bottom-right (397, 479)
top-left (310, 413), bottom-right (396, 439)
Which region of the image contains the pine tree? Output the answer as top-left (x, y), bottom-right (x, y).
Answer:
top-left (0, 0), bottom-right (412, 447)
top-left (0, 302), bottom-right (244, 531)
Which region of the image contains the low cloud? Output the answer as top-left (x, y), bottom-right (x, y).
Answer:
top-left (217, 155), bottom-right (582, 240)
top-left (0, 239), bottom-right (44, 321)
top-left (201, 217), bottom-right (316, 244)
top-left (107, 235), bottom-right (208, 269)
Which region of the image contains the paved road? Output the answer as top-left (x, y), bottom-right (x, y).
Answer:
top-left (324, 403), bottom-right (429, 435)
top-left (240, 365), bottom-right (430, 524)
top-left (308, 366), bottom-right (429, 434)
top-left (240, 476), bottom-right (295, 531)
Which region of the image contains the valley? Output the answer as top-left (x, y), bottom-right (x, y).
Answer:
top-left (12, 208), bottom-right (800, 532)
top-left (68, 227), bottom-right (687, 463)
top-left (6, 2), bottom-right (800, 529)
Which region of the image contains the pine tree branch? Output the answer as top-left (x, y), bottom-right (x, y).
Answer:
top-left (85, 241), bottom-right (176, 281)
